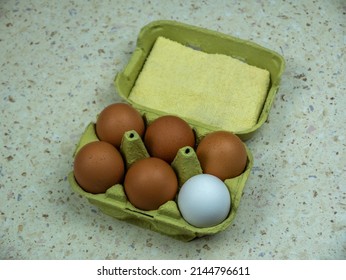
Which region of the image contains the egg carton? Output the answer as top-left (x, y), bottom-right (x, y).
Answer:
top-left (68, 20), bottom-right (285, 241)
top-left (68, 120), bottom-right (253, 241)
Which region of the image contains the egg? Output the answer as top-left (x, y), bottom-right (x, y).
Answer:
top-left (178, 174), bottom-right (231, 228)
top-left (144, 115), bottom-right (195, 163)
top-left (96, 103), bottom-right (145, 148)
top-left (124, 157), bottom-right (178, 211)
top-left (196, 131), bottom-right (247, 180)
top-left (73, 141), bottom-right (125, 194)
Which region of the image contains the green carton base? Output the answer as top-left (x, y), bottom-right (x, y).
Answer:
top-left (68, 123), bottom-right (253, 241)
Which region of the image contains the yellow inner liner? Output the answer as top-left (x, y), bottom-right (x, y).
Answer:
top-left (129, 37), bottom-right (270, 132)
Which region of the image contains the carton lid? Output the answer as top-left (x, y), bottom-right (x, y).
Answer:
top-left (115, 20), bottom-right (285, 140)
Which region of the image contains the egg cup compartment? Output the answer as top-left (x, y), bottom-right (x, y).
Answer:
top-left (68, 119), bottom-right (253, 241)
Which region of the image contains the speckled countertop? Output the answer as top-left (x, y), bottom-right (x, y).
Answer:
top-left (1, 0), bottom-right (345, 260)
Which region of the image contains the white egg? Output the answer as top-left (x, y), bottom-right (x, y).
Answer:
top-left (177, 174), bottom-right (231, 228)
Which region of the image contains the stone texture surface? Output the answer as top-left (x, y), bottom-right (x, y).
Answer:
top-left (1, 0), bottom-right (345, 259)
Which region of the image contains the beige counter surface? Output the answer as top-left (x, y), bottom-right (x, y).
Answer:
top-left (1, 0), bottom-right (345, 259)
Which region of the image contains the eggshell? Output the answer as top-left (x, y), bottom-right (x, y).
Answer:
top-left (73, 141), bottom-right (125, 194)
top-left (124, 157), bottom-right (178, 211)
top-left (178, 174), bottom-right (231, 228)
top-left (196, 131), bottom-right (247, 180)
top-left (96, 103), bottom-right (145, 148)
top-left (144, 115), bottom-right (195, 163)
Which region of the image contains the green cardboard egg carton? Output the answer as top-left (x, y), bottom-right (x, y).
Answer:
top-left (68, 20), bottom-right (285, 241)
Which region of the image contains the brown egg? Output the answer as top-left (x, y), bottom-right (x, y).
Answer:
top-left (96, 103), bottom-right (145, 148)
top-left (144, 115), bottom-right (195, 163)
top-left (124, 157), bottom-right (178, 211)
top-left (196, 131), bottom-right (247, 181)
top-left (73, 141), bottom-right (125, 194)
